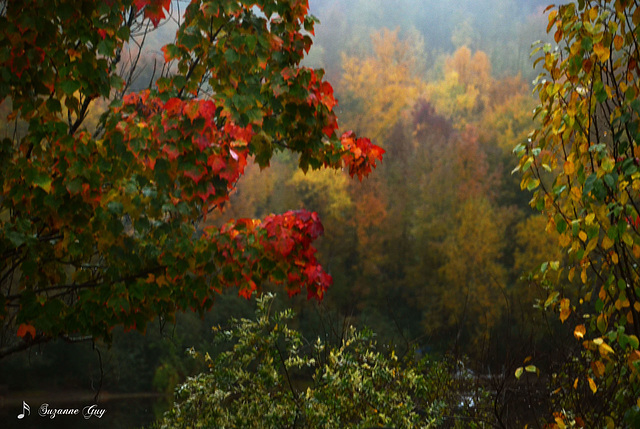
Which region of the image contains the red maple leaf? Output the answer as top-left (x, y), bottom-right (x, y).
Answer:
top-left (135, 0), bottom-right (171, 28)
top-left (183, 166), bottom-right (207, 184)
top-left (164, 97), bottom-right (183, 115)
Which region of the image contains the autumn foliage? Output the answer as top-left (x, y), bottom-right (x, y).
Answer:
top-left (0, 0), bottom-right (383, 356)
top-left (516, 0), bottom-right (640, 425)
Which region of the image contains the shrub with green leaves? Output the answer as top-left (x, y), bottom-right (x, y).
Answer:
top-left (154, 294), bottom-right (450, 428)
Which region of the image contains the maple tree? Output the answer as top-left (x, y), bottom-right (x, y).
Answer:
top-left (0, 0), bottom-right (384, 357)
top-left (515, 0), bottom-right (640, 425)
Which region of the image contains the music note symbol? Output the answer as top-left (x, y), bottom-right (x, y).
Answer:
top-left (17, 400), bottom-right (30, 419)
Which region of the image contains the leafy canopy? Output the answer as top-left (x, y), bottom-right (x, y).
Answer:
top-left (0, 0), bottom-right (384, 357)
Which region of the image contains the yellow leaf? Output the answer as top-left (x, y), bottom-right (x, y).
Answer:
top-left (588, 6), bottom-right (598, 21)
top-left (585, 213), bottom-right (595, 225)
top-left (614, 35), bottom-right (624, 51)
top-left (588, 377), bottom-right (597, 393)
top-left (579, 231), bottom-right (587, 242)
top-left (544, 292), bottom-right (558, 309)
top-left (156, 275), bottom-right (168, 287)
top-left (564, 159), bottom-right (575, 175)
top-left (515, 367), bottom-right (524, 379)
top-left (573, 377), bottom-right (579, 389)
top-left (599, 286), bottom-right (607, 301)
top-left (612, 252), bottom-right (619, 264)
top-left (574, 324), bottom-right (586, 339)
top-left (605, 417), bottom-right (615, 429)
top-left (581, 268), bottom-right (588, 284)
top-left (599, 342), bottom-right (614, 356)
top-left (602, 235), bottom-right (614, 250)
top-left (593, 43), bottom-right (610, 62)
top-left (570, 41), bottom-right (581, 56)
top-left (597, 313), bottom-right (608, 332)
top-left (560, 298), bottom-right (571, 323)
top-left (68, 48), bottom-right (82, 62)
top-left (615, 298), bottom-right (628, 310)
top-left (559, 233), bottom-right (572, 247)
top-left (571, 185), bottom-right (582, 201)
top-left (634, 7), bottom-right (640, 26)
top-left (592, 360), bottom-right (605, 377)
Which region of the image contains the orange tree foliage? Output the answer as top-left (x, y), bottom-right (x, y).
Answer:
top-left (426, 46), bottom-right (493, 125)
top-left (516, 0), bottom-right (640, 426)
top-left (0, 0), bottom-right (384, 357)
top-left (339, 28), bottom-right (426, 141)
top-left (337, 31), bottom-right (530, 352)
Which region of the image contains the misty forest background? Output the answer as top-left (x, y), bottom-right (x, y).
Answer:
top-left (1, 0), bottom-right (564, 418)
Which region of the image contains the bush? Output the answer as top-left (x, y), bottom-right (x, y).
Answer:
top-left (154, 294), bottom-right (452, 428)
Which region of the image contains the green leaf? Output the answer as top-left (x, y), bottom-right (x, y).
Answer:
top-left (594, 81), bottom-right (607, 103)
top-left (60, 80), bottom-right (81, 95)
top-left (5, 230), bottom-right (26, 247)
top-left (629, 335), bottom-right (640, 350)
top-left (117, 25), bottom-right (130, 41)
top-left (604, 173), bottom-right (615, 188)
top-left (180, 34), bottom-right (200, 51)
top-left (46, 98), bottom-right (62, 112)
top-left (526, 178), bottom-right (540, 191)
top-left (33, 174), bottom-right (52, 193)
top-left (163, 44), bottom-right (181, 61)
top-left (245, 34), bottom-right (257, 52)
top-left (224, 48), bottom-right (239, 63)
top-left (107, 201), bottom-right (123, 215)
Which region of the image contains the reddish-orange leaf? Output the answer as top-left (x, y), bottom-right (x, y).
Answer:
top-left (17, 323), bottom-right (36, 339)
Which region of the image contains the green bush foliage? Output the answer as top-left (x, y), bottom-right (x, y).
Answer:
top-left (154, 294), bottom-right (460, 429)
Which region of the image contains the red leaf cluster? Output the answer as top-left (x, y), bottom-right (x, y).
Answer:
top-left (340, 131), bottom-right (386, 181)
top-left (211, 210), bottom-right (332, 300)
top-left (112, 91), bottom-right (253, 210)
